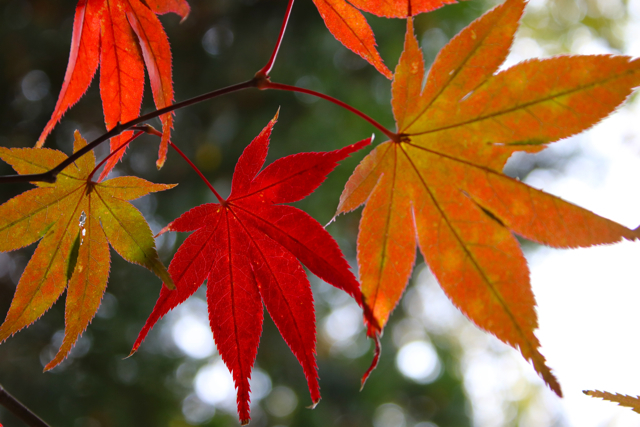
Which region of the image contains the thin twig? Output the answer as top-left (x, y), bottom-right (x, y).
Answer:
top-left (264, 81), bottom-right (400, 142)
top-left (88, 130), bottom-right (144, 182)
top-left (0, 76), bottom-right (397, 186)
top-left (0, 79), bottom-right (257, 185)
top-left (0, 383), bottom-right (51, 427)
top-left (168, 141), bottom-right (226, 204)
top-left (256, 0), bottom-right (295, 77)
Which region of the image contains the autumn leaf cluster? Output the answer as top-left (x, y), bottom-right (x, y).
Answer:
top-left (1, 0), bottom-right (640, 424)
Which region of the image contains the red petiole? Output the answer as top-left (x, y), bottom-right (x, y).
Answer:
top-left (168, 141), bottom-right (226, 205)
top-left (88, 130), bottom-right (145, 182)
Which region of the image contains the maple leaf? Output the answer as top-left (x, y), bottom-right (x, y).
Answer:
top-left (131, 114), bottom-right (369, 425)
top-left (36, 0), bottom-right (190, 179)
top-left (336, 0), bottom-right (640, 395)
top-left (312, 0), bottom-right (453, 79)
top-left (348, 0), bottom-right (456, 18)
top-left (584, 390), bottom-right (640, 414)
top-left (0, 131), bottom-right (175, 369)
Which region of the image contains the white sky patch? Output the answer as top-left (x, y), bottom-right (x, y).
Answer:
top-left (522, 101), bottom-right (640, 423)
top-left (425, 8), bottom-right (640, 425)
top-left (498, 9), bottom-right (640, 425)
top-left (531, 243), bottom-right (640, 427)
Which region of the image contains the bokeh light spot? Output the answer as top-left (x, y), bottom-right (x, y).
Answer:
top-left (396, 341), bottom-right (442, 384)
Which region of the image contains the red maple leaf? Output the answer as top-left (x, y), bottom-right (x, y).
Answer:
top-left (131, 114), bottom-right (369, 424)
top-left (36, 0), bottom-right (189, 179)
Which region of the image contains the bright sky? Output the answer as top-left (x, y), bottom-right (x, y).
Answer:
top-left (468, 0), bottom-right (640, 424)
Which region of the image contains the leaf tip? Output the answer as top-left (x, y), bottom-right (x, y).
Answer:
top-left (155, 223), bottom-right (174, 238)
top-left (325, 216), bottom-right (336, 228)
top-left (354, 135), bottom-right (373, 152)
top-left (43, 350), bottom-right (67, 372)
top-left (306, 398), bottom-right (321, 410)
top-left (128, 343), bottom-right (141, 358)
top-left (361, 333), bottom-right (381, 390)
top-left (156, 156), bottom-right (166, 170)
top-left (43, 361), bottom-right (58, 372)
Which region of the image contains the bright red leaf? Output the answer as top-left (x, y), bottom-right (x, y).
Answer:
top-left (337, 0), bottom-right (640, 395)
top-left (36, 0), bottom-right (189, 179)
top-left (131, 114), bottom-right (369, 424)
top-left (0, 131), bottom-right (175, 370)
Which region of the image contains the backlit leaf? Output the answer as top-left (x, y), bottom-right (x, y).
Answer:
top-left (312, 0), bottom-right (391, 78)
top-left (36, 0), bottom-right (187, 178)
top-left (338, 0), bottom-right (640, 395)
top-left (348, 0), bottom-right (455, 18)
top-left (131, 114), bottom-right (369, 424)
top-left (312, 0), bottom-right (457, 78)
top-left (0, 131), bottom-right (174, 370)
top-left (584, 390), bottom-right (640, 414)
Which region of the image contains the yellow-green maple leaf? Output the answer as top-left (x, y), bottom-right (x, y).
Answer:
top-left (0, 131), bottom-right (175, 369)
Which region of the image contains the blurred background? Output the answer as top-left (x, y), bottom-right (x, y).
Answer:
top-left (0, 0), bottom-right (638, 426)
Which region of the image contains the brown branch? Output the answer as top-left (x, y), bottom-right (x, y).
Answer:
top-left (0, 76), bottom-right (393, 186)
top-left (0, 79), bottom-right (258, 185)
top-left (0, 383), bottom-right (51, 427)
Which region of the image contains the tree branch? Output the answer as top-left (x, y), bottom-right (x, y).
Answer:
top-left (263, 81), bottom-right (399, 142)
top-left (0, 75), bottom-right (397, 186)
top-left (0, 383), bottom-right (51, 427)
top-left (256, 0), bottom-right (295, 77)
top-left (0, 79), bottom-right (258, 185)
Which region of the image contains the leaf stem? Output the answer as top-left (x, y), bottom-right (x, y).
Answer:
top-left (88, 130), bottom-right (145, 182)
top-left (1, 77), bottom-right (397, 185)
top-left (168, 141), bottom-right (226, 205)
top-left (0, 383), bottom-right (51, 427)
top-left (0, 80), bottom-right (257, 185)
top-left (263, 81), bottom-right (400, 142)
top-left (256, 0), bottom-right (295, 77)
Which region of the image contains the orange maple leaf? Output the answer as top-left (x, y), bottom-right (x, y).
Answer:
top-left (584, 390), bottom-right (640, 414)
top-left (312, 0), bottom-right (453, 79)
top-left (0, 131), bottom-right (175, 369)
top-left (337, 0), bottom-right (640, 395)
top-left (348, 0), bottom-right (456, 18)
top-left (36, 0), bottom-right (189, 179)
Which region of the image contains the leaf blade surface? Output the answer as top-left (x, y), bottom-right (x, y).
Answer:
top-left (0, 131), bottom-right (173, 368)
top-left (38, 0), bottom-right (185, 177)
top-left (339, 0), bottom-right (640, 395)
top-left (133, 115), bottom-right (368, 424)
